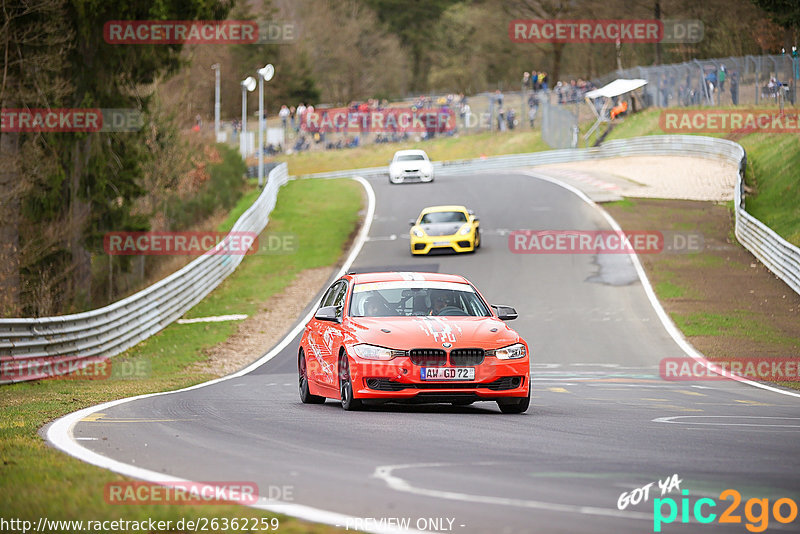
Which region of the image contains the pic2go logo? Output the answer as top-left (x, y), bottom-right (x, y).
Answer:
top-left (653, 489), bottom-right (798, 532)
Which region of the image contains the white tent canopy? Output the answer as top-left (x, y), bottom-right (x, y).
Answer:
top-left (582, 78), bottom-right (648, 146)
top-left (585, 78), bottom-right (648, 100)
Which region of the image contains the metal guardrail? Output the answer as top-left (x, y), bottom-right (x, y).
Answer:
top-left (0, 163), bottom-right (290, 384)
top-left (3, 137), bottom-right (797, 383)
top-left (304, 135), bottom-right (799, 296)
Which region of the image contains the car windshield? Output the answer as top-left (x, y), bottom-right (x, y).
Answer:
top-left (350, 281), bottom-right (491, 318)
top-left (420, 211), bottom-right (467, 224)
top-left (396, 154), bottom-right (426, 161)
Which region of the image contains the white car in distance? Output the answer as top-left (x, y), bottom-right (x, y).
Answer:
top-left (388, 149), bottom-right (434, 184)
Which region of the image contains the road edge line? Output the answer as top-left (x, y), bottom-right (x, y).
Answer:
top-left (45, 176), bottom-right (423, 534)
top-left (522, 170), bottom-right (800, 400)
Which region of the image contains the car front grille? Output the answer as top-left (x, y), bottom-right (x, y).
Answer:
top-left (366, 376), bottom-right (524, 391)
top-left (409, 348), bottom-right (447, 366)
top-left (449, 348), bottom-right (484, 366)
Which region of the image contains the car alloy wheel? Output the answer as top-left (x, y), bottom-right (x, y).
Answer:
top-left (339, 353), bottom-right (363, 411)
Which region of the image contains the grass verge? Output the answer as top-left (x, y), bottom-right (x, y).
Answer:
top-left (0, 177), bottom-right (362, 532)
top-left (604, 197), bottom-right (800, 390)
top-left (275, 130), bottom-right (549, 175)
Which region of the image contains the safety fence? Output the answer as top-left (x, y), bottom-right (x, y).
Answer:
top-left (304, 135), bottom-right (799, 296)
top-left (0, 164), bottom-right (290, 383)
top-left (3, 136), bottom-right (798, 383)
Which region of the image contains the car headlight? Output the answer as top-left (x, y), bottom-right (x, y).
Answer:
top-left (412, 227), bottom-right (425, 237)
top-left (351, 344), bottom-right (396, 360)
top-left (494, 343), bottom-right (526, 360)
top-left (458, 224), bottom-right (472, 235)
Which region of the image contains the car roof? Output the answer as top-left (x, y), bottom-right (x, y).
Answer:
top-left (419, 205), bottom-right (469, 215)
top-left (393, 149), bottom-right (428, 156)
top-left (347, 271), bottom-right (470, 285)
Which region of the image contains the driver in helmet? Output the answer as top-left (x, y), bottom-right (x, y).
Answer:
top-left (429, 290), bottom-right (454, 315)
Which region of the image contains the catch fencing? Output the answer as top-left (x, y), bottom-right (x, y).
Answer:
top-left (305, 135), bottom-right (799, 296)
top-left (3, 136), bottom-right (798, 383)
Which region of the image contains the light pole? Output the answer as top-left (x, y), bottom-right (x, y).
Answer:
top-left (211, 64), bottom-right (221, 139)
top-left (257, 63), bottom-right (274, 188)
top-left (240, 76), bottom-right (256, 159)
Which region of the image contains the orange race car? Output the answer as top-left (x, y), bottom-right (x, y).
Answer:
top-left (298, 272), bottom-right (531, 413)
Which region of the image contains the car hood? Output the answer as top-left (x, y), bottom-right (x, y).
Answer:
top-left (420, 222), bottom-right (466, 236)
top-left (346, 316), bottom-right (522, 350)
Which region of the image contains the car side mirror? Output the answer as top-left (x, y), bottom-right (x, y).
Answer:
top-left (492, 305), bottom-right (518, 321)
top-left (408, 219), bottom-right (416, 226)
top-left (315, 305), bottom-right (339, 322)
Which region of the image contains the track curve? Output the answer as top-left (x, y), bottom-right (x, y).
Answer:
top-left (51, 170), bottom-right (800, 533)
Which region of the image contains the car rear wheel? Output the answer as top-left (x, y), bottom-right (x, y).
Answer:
top-left (299, 349), bottom-right (325, 404)
top-left (497, 388), bottom-right (530, 414)
top-left (339, 353), bottom-right (363, 411)
top-left (475, 228), bottom-right (481, 249)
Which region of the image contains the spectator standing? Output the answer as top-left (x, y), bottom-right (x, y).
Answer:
top-left (279, 105), bottom-right (290, 129)
top-left (289, 105), bottom-right (296, 130)
top-left (527, 94), bottom-right (538, 127)
top-left (730, 72), bottom-right (739, 105)
top-left (495, 89), bottom-right (504, 108)
top-left (507, 108), bottom-right (516, 130)
top-left (296, 103), bottom-right (307, 131)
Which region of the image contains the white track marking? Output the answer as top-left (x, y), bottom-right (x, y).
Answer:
top-left (176, 314), bottom-right (248, 324)
top-left (652, 416), bottom-right (800, 427)
top-left (522, 170), bottom-right (800, 400)
top-left (373, 463), bottom-right (652, 520)
top-left (45, 177), bottom-right (424, 534)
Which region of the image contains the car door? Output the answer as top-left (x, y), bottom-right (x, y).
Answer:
top-left (307, 280), bottom-right (347, 389)
top-left (305, 281), bottom-right (341, 388)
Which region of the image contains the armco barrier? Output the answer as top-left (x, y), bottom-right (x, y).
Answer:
top-left (3, 137), bottom-right (798, 383)
top-left (304, 135), bottom-right (799, 295)
top-left (0, 163), bottom-right (290, 383)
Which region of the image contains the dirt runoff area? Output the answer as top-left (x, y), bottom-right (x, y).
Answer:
top-left (193, 266), bottom-right (334, 376)
top-left (593, 160), bottom-right (800, 390)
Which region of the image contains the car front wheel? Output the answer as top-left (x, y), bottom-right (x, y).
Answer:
top-left (339, 353), bottom-right (363, 411)
top-left (497, 388), bottom-right (530, 414)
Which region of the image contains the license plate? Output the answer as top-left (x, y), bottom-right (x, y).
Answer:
top-left (434, 241), bottom-right (450, 246)
top-left (421, 367), bottom-right (475, 381)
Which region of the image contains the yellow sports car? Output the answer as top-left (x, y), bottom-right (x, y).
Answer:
top-left (409, 205), bottom-right (481, 255)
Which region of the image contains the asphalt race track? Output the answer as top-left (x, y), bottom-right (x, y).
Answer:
top-left (55, 171), bottom-right (800, 533)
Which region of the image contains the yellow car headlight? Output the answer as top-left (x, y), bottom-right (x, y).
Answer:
top-left (458, 224), bottom-right (472, 235)
top-left (412, 227), bottom-right (425, 238)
